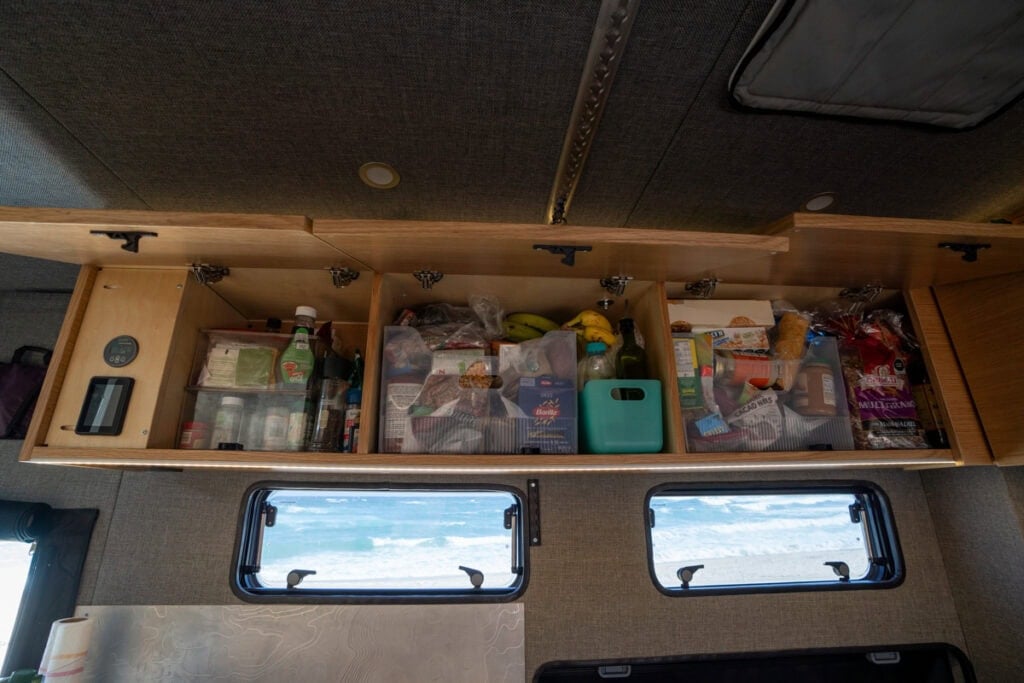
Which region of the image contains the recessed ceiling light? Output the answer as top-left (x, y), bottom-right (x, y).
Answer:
top-left (803, 192), bottom-right (837, 212)
top-left (359, 162), bottom-right (400, 189)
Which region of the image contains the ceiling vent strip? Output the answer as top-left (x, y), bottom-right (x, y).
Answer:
top-left (546, 0), bottom-right (641, 225)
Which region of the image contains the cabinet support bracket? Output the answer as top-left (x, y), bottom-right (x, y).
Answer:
top-left (190, 263), bottom-right (230, 285)
top-left (90, 230), bottom-right (158, 253)
top-left (329, 267), bottom-right (360, 288)
top-left (412, 269), bottom-right (444, 289)
top-left (684, 278), bottom-right (718, 299)
top-left (939, 241), bottom-right (990, 263)
top-left (600, 275), bottom-right (634, 297)
top-left (527, 479), bottom-right (541, 546)
top-left (533, 244), bottom-right (592, 267)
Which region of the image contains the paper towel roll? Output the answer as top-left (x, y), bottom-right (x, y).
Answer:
top-left (38, 616), bottom-right (92, 682)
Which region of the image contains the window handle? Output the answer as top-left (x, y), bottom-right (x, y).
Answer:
top-left (286, 569), bottom-right (317, 588)
top-left (677, 564), bottom-right (704, 589)
top-left (824, 561), bottom-right (850, 582)
top-left (459, 566), bottom-right (484, 589)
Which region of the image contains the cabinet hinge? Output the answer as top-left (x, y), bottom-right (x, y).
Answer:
top-left (412, 269), bottom-right (444, 289)
top-left (839, 284), bottom-right (882, 304)
top-left (600, 275), bottom-right (634, 297)
top-left (190, 263), bottom-right (230, 284)
top-left (533, 244), bottom-right (592, 267)
top-left (684, 278), bottom-right (718, 299)
top-left (90, 230), bottom-right (158, 253)
top-left (329, 267), bottom-right (360, 288)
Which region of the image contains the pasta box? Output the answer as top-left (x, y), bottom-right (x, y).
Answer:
top-left (517, 375), bottom-right (577, 454)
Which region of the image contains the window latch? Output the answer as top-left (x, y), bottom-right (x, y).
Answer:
top-left (825, 561), bottom-right (850, 582)
top-left (459, 565), bottom-right (484, 589)
top-left (286, 569), bottom-right (316, 589)
top-left (677, 564), bottom-right (704, 589)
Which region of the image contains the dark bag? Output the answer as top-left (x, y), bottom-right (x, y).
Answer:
top-left (0, 346), bottom-right (52, 439)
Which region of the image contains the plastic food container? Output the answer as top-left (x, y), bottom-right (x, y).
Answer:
top-left (581, 379), bottom-right (663, 454)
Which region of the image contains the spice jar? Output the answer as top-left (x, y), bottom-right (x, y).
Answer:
top-left (792, 362), bottom-right (838, 417)
top-left (210, 396), bottom-right (245, 447)
top-left (178, 421), bottom-right (210, 449)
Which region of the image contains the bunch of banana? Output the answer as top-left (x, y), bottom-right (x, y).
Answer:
top-left (563, 310), bottom-right (617, 346)
top-left (503, 312), bottom-right (560, 342)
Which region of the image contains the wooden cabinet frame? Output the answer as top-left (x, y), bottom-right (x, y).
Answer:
top-left (3, 209), bottom-right (1020, 472)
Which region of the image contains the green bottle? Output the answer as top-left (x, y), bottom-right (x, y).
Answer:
top-left (615, 318), bottom-right (647, 379)
top-left (279, 305), bottom-right (317, 387)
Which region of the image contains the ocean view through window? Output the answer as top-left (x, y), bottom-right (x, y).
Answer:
top-left (646, 484), bottom-right (901, 594)
top-left (235, 485), bottom-right (526, 601)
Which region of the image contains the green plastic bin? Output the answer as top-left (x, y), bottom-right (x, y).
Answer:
top-left (580, 379), bottom-right (663, 454)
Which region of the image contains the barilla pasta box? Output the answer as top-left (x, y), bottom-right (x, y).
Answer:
top-left (517, 375), bottom-right (577, 453)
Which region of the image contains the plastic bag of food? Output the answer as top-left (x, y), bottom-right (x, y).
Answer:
top-left (821, 309), bottom-right (928, 449)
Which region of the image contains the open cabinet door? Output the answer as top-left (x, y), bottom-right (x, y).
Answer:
top-left (935, 272), bottom-right (1024, 465)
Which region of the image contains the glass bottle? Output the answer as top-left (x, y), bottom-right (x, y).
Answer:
top-left (341, 387), bottom-right (362, 453)
top-left (578, 341), bottom-right (614, 387)
top-left (286, 399), bottom-right (310, 452)
top-left (279, 305), bottom-right (317, 387)
top-left (615, 318), bottom-right (647, 379)
top-left (308, 355), bottom-right (351, 452)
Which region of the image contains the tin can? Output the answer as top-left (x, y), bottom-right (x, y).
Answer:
top-left (178, 421), bottom-right (210, 449)
top-left (713, 352), bottom-right (778, 389)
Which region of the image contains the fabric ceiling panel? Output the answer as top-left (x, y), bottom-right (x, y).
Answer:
top-left (0, 1), bottom-right (598, 221)
top-left (0, 70), bottom-right (146, 211)
top-left (568, 0), bottom-right (773, 229)
top-left (624, 6), bottom-right (1024, 231)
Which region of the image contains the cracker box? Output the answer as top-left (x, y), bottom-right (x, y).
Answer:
top-left (667, 299), bottom-right (774, 331)
top-left (517, 375), bottom-right (577, 454)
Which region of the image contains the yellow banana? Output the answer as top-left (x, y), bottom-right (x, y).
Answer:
top-left (503, 320), bottom-right (545, 342)
top-left (582, 325), bottom-right (617, 346)
top-left (564, 309), bottom-right (612, 332)
top-left (505, 312), bottom-right (560, 333)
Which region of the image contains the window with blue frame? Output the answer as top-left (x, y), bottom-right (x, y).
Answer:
top-left (234, 484), bottom-right (527, 601)
top-left (646, 483), bottom-right (902, 595)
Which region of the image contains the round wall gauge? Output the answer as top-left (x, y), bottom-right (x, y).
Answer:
top-left (103, 335), bottom-right (139, 367)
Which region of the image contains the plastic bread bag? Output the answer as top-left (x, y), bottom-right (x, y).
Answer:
top-left (818, 308), bottom-right (928, 449)
top-left (399, 302), bottom-right (490, 350)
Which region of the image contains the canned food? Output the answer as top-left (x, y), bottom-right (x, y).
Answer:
top-left (178, 421), bottom-right (210, 449)
top-left (713, 352), bottom-right (778, 389)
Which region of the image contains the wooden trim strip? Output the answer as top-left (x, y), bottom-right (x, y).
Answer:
top-left (905, 288), bottom-right (992, 466)
top-left (20, 266), bottom-right (97, 461)
top-left (27, 447), bottom-right (956, 473)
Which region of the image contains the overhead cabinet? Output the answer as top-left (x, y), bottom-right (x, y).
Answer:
top-left (0, 207), bottom-right (1020, 472)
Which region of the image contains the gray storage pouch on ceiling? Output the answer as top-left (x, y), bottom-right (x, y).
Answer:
top-left (729, 0), bottom-right (1024, 129)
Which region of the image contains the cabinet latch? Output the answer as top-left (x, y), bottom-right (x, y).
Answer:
top-left (939, 241), bottom-right (991, 263)
top-left (329, 267), bottom-right (360, 288)
top-left (684, 278), bottom-right (718, 299)
top-left (533, 244), bottom-right (593, 267)
top-left (528, 479), bottom-right (541, 547)
top-left (412, 269), bottom-right (444, 289)
top-left (90, 230), bottom-right (158, 253)
top-left (190, 263), bottom-right (230, 284)
top-left (600, 275), bottom-right (634, 297)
